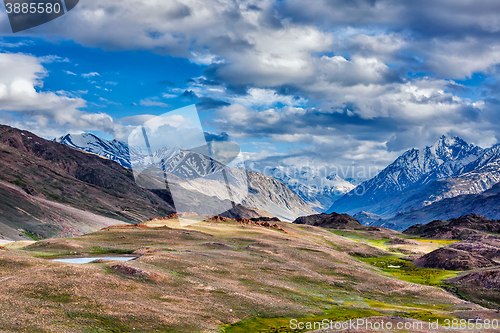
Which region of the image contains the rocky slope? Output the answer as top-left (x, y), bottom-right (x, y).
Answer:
top-left (54, 133), bottom-right (132, 168)
top-left (328, 136), bottom-right (500, 219)
top-left (55, 133), bottom-right (316, 221)
top-left (403, 214), bottom-right (500, 239)
top-left (293, 212), bottom-right (363, 229)
top-left (373, 183), bottom-right (500, 230)
top-left (403, 214), bottom-right (500, 271)
top-left (267, 166), bottom-right (355, 212)
top-left (446, 269), bottom-right (500, 309)
top-left (414, 248), bottom-right (498, 271)
top-left (0, 125), bottom-right (176, 240)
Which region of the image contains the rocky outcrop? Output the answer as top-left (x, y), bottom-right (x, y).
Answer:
top-left (414, 248), bottom-right (498, 271)
top-left (403, 214), bottom-right (500, 240)
top-left (448, 270), bottom-right (500, 289)
top-left (293, 212), bottom-right (362, 229)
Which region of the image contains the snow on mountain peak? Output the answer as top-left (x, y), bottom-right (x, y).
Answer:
top-left (328, 134), bottom-right (489, 216)
top-left (53, 133), bottom-right (131, 168)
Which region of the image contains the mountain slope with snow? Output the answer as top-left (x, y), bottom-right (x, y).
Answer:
top-left (328, 136), bottom-right (500, 217)
top-left (268, 167), bottom-right (355, 212)
top-left (55, 133), bottom-right (316, 220)
top-left (54, 133), bottom-right (132, 168)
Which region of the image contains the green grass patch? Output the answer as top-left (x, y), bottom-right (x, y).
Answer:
top-left (88, 247), bottom-right (134, 255)
top-left (27, 287), bottom-right (74, 304)
top-left (66, 311), bottom-right (132, 332)
top-left (22, 231), bottom-right (41, 241)
top-left (358, 256), bottom-right (459, 287)
top-left (222, 306), bottom-right (382, 333)
top-left (328, 230), bottom-right (392, 250)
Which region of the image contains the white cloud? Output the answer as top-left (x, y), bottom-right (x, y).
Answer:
top-left (139, 98), bottom-right (169, 107)
top-left (82, 72), bottom-right (100, 78)
top-left (9, 0), bottom-right (500, 173)
top-left (0, 52), bottom-right (128, 140)
top-left (162, 93), bottom-right (177, 99)
top-left (39, 55), bottom-right (70, 63)
top-left (98, 97), bottom-right (121, 106)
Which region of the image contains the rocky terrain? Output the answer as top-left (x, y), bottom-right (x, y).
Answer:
top-left (0, 125), bottom-right (176, 240)
top-left (54, 133), bottom-right (355, 213)
top-left (373, 184), bottom-right (500, 230)
top-left (54, 131), bottom-right (316, 222)
top-left (414, 248), bottom-right (498, 271)
top-left (293, 212), bottom-right (364, 229)
top-left (447, 270), bottom-right (500, 309)
top-left (54, 133), bottom-right (132, 168)
top-left (0, 125), bottom-right (316, 241)
top-left (403, 214), bottom-right (500, 241)
top-left (403, 214), bottom-right (500, 270)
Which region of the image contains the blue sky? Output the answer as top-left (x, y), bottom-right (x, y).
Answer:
top-left (0, 0), bottom-right (499, 178)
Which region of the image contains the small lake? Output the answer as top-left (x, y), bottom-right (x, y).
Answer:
top-left (51, 257), bottom-right (136, 264)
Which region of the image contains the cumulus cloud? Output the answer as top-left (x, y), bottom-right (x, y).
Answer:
top-left (0, 52), bottom-right (129, 140)
top-left (7, 0), bottom-right (500, 172)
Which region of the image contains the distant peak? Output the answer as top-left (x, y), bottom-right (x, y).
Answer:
top-left (81, 132), bottom-right (99, 138)
top-left (432, 135), bottom-right (468, 149)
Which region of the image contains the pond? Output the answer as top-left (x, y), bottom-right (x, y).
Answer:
top-left (51, 256), bottom-right (136, 264)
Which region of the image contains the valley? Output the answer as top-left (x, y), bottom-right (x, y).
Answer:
top-left (1, 214), bottom-right (499, 332)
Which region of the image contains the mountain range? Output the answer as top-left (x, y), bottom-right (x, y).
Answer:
top-left (55, 133), bottom-right (132, 168)
top-left (328, 136), bottom-right (500, 223)
top-left (0, 126), bottom-right (314, 241)
top-left (53, 132), bottom-right (500, 230)
top-left (266, 166), bottom-right (355, 212)
top-left (55, 133), bottom-right (354, 212)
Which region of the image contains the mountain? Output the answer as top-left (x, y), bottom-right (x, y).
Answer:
top-left (54, 133), bottom-right (132, 168)
top-left (267, 166), bottom-right (355, 212)
top-left (54, 133), bottom-right (316, 221)
top-left (328, 136), bottom-right (500, 218)
top-left (0, 125), bottom-right (176, 240)
top-left (55, 134), bottom-right (351, 212)
top-left (377, 183), bottom-right (500, 230)
top-left (353, 211), bottom-right (385, 225)
top-left (403, 213), bottom-right (500, 240)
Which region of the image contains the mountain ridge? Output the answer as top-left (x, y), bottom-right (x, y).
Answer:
top-left (54, 132), bottom-right (316, 220)
top-left (55, 133), bottom-right (352, 212)
top-left (328, 136), bottom-right (500, 220)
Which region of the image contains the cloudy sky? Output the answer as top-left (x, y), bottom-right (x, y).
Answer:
top-left (0, 0), bottom-right (499, 178)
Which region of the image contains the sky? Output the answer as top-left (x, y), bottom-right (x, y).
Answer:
top-left (0, 0), bottom-right (499, 180)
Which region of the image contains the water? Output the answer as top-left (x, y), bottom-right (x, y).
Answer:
top-left (51, 257), bottom-right (136, 264)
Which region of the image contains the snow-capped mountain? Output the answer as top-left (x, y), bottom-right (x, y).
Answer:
top-left (54, 133), bottom-right (353, 212)
top-left (267, 166), bottom-right (355, 212)
top-left (53, 132), bottom-right (316, 220)
top-left (54, 134), bottom-right (229, 179)
top-left (328, 136), bottom-right (500, 217)
top-left (54, 133), bottom-right (132, 168)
